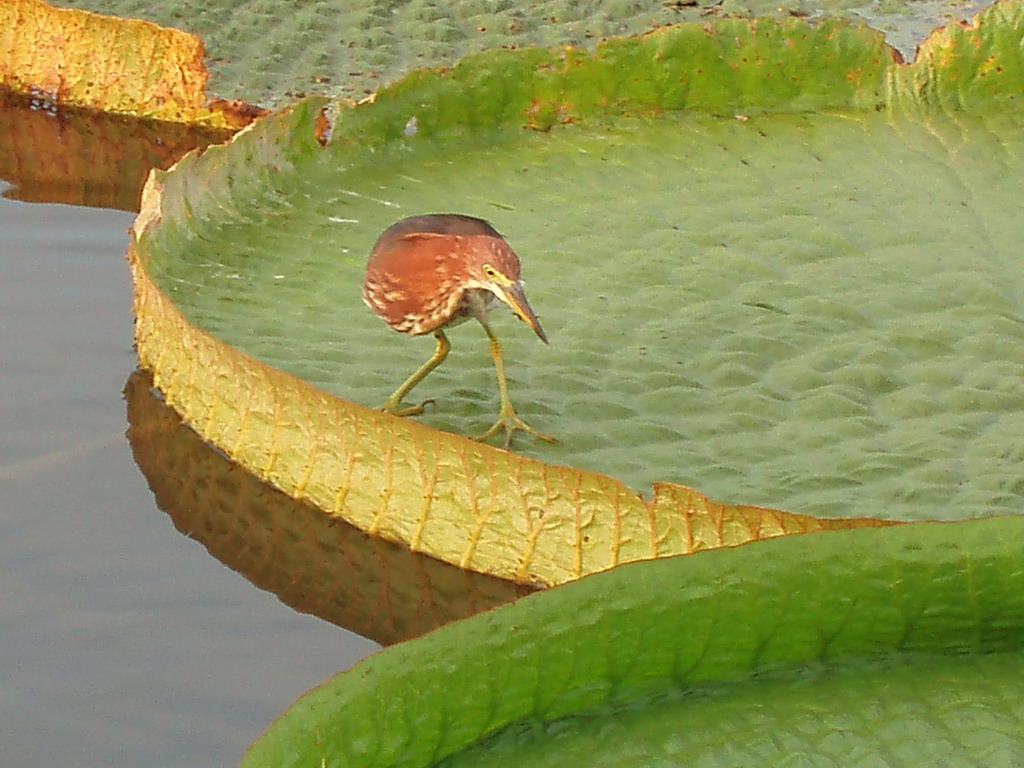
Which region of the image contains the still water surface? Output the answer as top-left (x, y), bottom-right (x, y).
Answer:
top-left (0, 191), bottom-right (378, 767)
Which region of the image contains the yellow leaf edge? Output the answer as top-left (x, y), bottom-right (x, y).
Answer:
top-left (0, 0), bottom-right (264, 130)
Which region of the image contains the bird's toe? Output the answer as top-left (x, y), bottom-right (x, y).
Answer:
top-left (381, 397), bottom-right (434, 418)
top-left (476, 408), bottom-right (555, 449)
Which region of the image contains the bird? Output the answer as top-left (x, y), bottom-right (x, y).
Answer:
top-left (362, 213), bottom-right (554, 447)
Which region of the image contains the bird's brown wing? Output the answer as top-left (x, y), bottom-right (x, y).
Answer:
top-left (364, 233), bottom-right (469, 335)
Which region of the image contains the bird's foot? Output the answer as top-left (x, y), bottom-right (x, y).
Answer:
top-left (380, 397), bottom-right (434, 418)
top-left (476, 406), bottom-right (556, 449)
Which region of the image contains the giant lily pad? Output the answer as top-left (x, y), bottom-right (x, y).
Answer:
top-left (130, 3), bottom-right (1024, 587)
top-left (113, 3), bottom-right (1024, 765)
top-left (240, 516), bottom-right (1024, 766)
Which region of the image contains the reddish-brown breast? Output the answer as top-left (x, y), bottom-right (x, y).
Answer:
top-left (363, 215), bottom-right (521, 335)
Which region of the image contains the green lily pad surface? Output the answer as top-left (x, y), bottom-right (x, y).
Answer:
top-left (139, 9), bottom-right (1024, 522)
top-left (50, 0), bottom-right (995, 106)
top-left (241, 517), bottom-right (1024, 767)
top-left (447, 653), bottom-right (1024, 767)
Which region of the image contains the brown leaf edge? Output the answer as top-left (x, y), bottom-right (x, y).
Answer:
top-left (124, 368), bottom-right (534, 645)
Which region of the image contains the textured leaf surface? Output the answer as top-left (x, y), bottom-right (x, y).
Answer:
top-left (445, 653), bottom-right (1024, 767)
top-left (240, 517), bottom-right (1024, 767)
top-left (49, 0), bottom-right (991, 106)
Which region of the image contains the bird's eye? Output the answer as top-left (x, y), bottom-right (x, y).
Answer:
top-left (483, 265), bottom-right (499, 278)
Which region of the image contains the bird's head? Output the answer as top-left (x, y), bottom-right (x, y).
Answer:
top-left (468, 240), bottom-right (548, 344)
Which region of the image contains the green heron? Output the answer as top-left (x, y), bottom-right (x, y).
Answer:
top-left (363, 213), bottom-right (553, 447)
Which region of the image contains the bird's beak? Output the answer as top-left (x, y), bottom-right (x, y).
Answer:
top-left (499, 282), bottom-right (549, 344)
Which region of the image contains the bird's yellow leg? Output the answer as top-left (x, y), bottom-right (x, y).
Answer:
top-left (475, 323), bottom-right (555, 448)
top-left (382, 330), bottom-right (450, 417)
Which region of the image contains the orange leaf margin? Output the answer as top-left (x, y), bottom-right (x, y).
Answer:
top-left (0, 0), bottom-right (263, 130)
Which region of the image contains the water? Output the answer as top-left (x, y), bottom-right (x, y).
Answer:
top-left (0, 191), bottom-right (379, 767)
